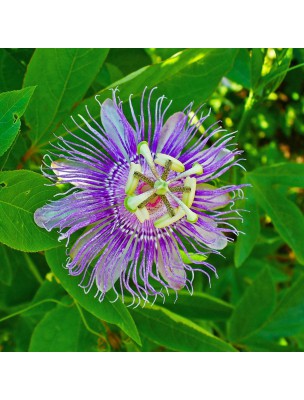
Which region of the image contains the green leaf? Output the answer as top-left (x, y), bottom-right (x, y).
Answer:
top-left (130, 305), bottom-right (236, 352)
top-left (23, 48), bottom-right (109, 146)
top-left (45, 245), bottom-right (141, 345)
top-left (226, 49), bottom-right (251, 89)
top-left (249, 162), bottom-right (304, 187)
top-left (156, 291), bottom-right (233, 321)
top-left (0, 244), bottom-right (13, 286)
top-left (228, 267), bottom-right (276, 342)
top-left (0, 87), bottom-right (35, 157)
top-left (28, 300), bottom-right (87, 351)
top-left (0, 170), bottom-right (60, 251)
top-left (259, 274), bottom-right (304, 338)
top-left (234, 184), bottom-right (260, 267)
top-left (248, 177), bottom-right (304, 265)
top-left (43, 48), bottom-right (238, 148)
top-left (0, 49), bottom-right (25, 91)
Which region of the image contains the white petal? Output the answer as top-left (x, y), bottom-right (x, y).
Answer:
top-left (193, 217), bottom-right (228, 250)
top-left (196, 183), bottom-right (231, 210)
top-left (157, 112), bottom-right (185, 153)
top-left (100, 99), bottom-right (129, 160)
top-left (157, 243), bottom-right (186, 290)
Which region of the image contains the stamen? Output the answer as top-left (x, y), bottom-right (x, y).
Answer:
top-left (154, 207), bottom-right (186, 228)
top-left (168, 162), bottom-right (203, 183)
top-left (155, 153), bottom-right (185, 173)
top-left (133, 171), bottom-right (155, 187)
top-left (169, 186), bottom-right (191, 193)
top-left (125, 162), bottom-right (142, 195)
top-left (137, 141), bottom-right (160, 179)
top-left (167, 191), bottom-right (198, 223)
top-left (125, 188), bottom-right (156, 212)
top-left (138, 193), bottom-right (158, 209)
top-left (161, 160), bottom-right (172, 180)
top-left (182, 177), bottom-right (197, 207)
top-left (159, 195), bottom-right (175, 217)
top-left (135, 206), bottom-right (150, 223)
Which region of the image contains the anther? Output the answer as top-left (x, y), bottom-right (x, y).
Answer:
top-left (135, 206), bottom-right (150, 223)
top-left (137, 141), bottom-right (160, 179)
top-left (167, 191), bottom-right (198, 223)
top-left (154, 207), bottom-right (186, 228)
top-left (125, 188), bottom-right (156, 212)
top-left (155, 153), bottom-right (185, 173)
top-left (182, 177), bottom-right (197, 207)
top-left (125, 163), bottom-right (142, 195)
top-left (168, 162), bottom-right (203, 183)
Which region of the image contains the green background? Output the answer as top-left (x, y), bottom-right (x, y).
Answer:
top-left (0, 48), bottom-right (304, 352)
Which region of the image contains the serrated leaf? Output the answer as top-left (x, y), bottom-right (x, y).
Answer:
top-left (42, 48), bottom-right (238, 148)
top-left (45, 245), bottom-right (141, 345)
top-left (234, 184), bottom-right (260, 267)
top-left (131, 305), bottom-right (236, 352)
top-left (228, 267), bottom-right (276, 342)
top-left (0, 170), bottom-right (60, 251)
top-left (23, 48), bottom-right (109, 146)
top-left (0, 87), bottom-right (35, 157)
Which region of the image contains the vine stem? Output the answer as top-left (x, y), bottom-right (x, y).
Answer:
top-left (0, 299), bottom-right (72, 323)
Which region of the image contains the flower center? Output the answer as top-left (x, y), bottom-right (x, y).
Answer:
top-left (124, 141), bottom-right (203, 228)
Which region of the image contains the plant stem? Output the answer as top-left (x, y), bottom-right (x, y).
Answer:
top-left (23, 253), bottom-right (44, 285)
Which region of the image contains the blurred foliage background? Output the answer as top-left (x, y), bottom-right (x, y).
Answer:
top-left (0, 48), bottom-right (304, 352)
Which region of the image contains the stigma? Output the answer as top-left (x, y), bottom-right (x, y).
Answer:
top-left (124, 142), bottom-right (202, 228)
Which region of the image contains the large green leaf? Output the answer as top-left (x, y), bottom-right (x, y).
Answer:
top-left (258, 274), bottom-right (304, 338)
top-left (42, 48), bottom-right (238, 148)
top-left (156, 291), bottom-right (233, 321)
top-left (249, 180), bottom-right (304, 265)
top-left (0, 170), bottom-right (60, 251)
top-left (234, 183), bottom-right (260, 267)
top-left (45, 245), bottom-right (141, 345)
top-left (28, 299), bottom-right (98, 352)
top-left (131, 305), bottom-right (236, 352)
top-left (248, 163), bottom-right (304, 187)
top-left (23, 48), bottom-right (109, 146)
top-left (0, 87), bottom-right (35, 157)
top-left (226, 48), bottom-right (251, 89)
top-left (228, 267), bottom-right (276, 342)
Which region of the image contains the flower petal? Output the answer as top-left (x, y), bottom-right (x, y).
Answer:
top-left (157, 112), bottom-right (186, 154)
top-left (157, 240), bottom-right (186, 290)
top-left (196, 183), bottom-right (231, 210)
top-left (193, 216), bottom-right (228, 250)
top-left (100, 98), bottom-right (129, 160)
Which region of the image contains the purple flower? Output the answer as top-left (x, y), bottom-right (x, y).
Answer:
top-left (34, 88), bottom-right (246, 305)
